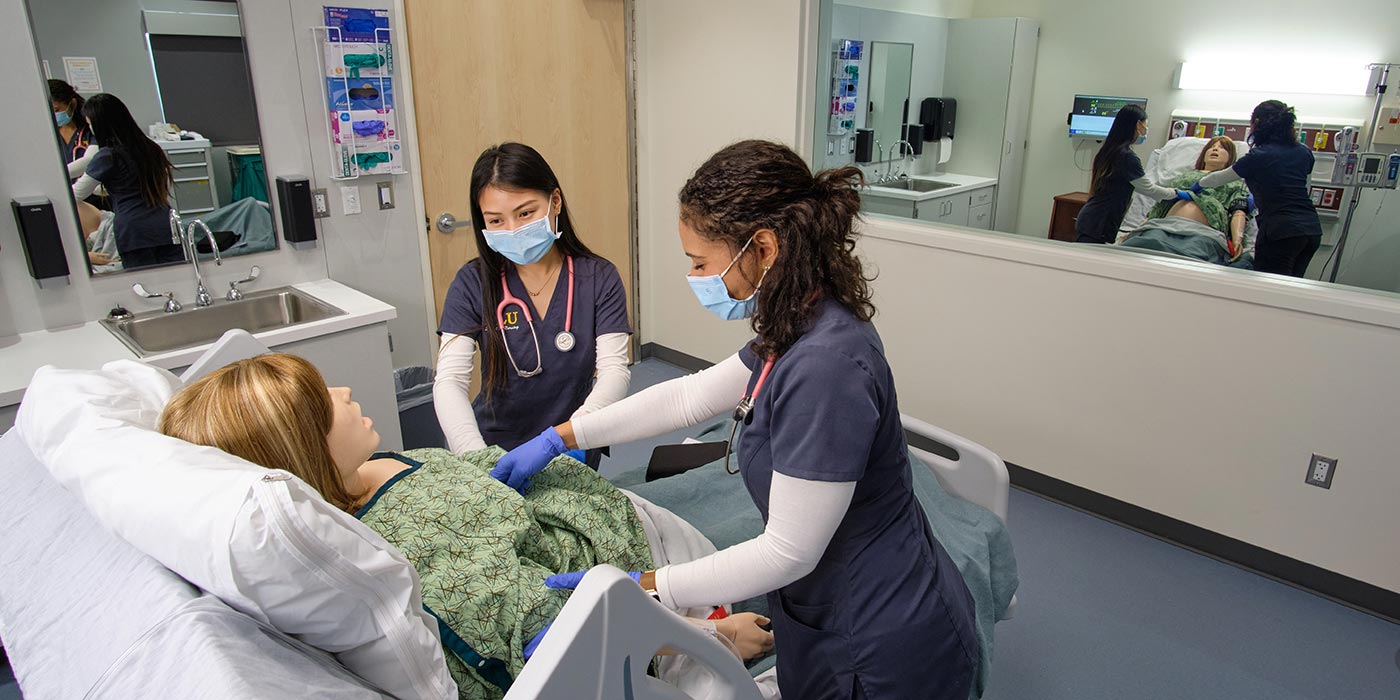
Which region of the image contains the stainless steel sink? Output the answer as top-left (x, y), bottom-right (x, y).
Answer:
top-left (101, 286), bottom-right (346, 357)
top-left (873, 179), bottom-right (959, 193)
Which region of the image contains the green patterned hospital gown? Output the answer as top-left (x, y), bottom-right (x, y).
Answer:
top-left (357, 447), bottom-right (655, 699)
top-left (1148, 170), bottom-right (1251, 234)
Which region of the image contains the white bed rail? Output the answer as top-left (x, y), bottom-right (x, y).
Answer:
top-left (507, 566), bottom-right (762, 700)
top-left (901, 413), bottom-right (1018, 619)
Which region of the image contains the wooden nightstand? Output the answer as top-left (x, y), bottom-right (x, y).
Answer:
top-left (1049, 192), bottom-right (1089, 242)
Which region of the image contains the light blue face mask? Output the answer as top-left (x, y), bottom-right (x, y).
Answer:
top-left (1135, 127), bottom-right (1148, 145)
top-left (482, 205), bottom-right (560, 266)
top-left (687, 237), bottom-right (768, 321)
top-left (54, 110), bottom-right (71, 128)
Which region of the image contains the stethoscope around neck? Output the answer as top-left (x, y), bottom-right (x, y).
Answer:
top-left (724, 356), bottom-right (776, 475)
top-left (496, 255), bottom-right (576, 378)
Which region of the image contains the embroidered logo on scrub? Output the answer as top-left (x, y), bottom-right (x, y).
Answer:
top-left (504, 311), bottom-right (519, 328)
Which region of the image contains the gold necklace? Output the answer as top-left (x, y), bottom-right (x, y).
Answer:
top-left (524, 262), bottom-right (560, 297)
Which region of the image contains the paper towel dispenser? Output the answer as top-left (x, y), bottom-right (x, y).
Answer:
top-left (920, 97), bottom-right (957, 140)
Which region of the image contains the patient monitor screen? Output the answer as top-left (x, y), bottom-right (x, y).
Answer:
top-left (1069, 95), bottom-right (1148, 138)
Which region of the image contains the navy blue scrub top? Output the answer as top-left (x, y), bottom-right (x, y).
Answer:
top-left (85, 147), bottom-right (174, 255)
top-left (1232, 142), bottom-right (1321, 240)
top-left (438, 255), bottom-right (631, 451)
top-left (1075, 148), bottom-right (1145, 244)
top-left (736, 299), bottom-right (979, 699)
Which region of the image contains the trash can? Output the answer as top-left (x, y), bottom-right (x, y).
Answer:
top-left (394, 366), bottom-right (446, 450)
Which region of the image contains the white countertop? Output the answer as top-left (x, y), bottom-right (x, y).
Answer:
top-left (863, 173), bottom-right (998, 202)
top-left (0, 279), bottom-right (396, 407)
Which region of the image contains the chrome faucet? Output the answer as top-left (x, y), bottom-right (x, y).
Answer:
top-left (887, 140), bottom-right (915, 182)
top-left (179, 218), bottom-right (223, 307)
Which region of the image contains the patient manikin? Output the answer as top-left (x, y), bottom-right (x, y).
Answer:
top-left (1119, 136), bottom-right (1253, 264)
top-left (158, 353), bottom-right (777, 699)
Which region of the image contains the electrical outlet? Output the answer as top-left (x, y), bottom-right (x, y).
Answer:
top-left (311, 188), bottom-right (330, 218)
top-left (1305, 454), bottom-right (1337, 489)
top-left (377, 181), bottom-right (395, 210)
top-left (340, 185), bottom-right (361, 215)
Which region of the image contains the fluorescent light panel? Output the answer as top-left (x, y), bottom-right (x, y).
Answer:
top-left (1176, 60), bottom-right (1372, 96)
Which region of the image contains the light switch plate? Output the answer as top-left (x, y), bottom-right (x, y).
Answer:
top-left (311, 188), bottom-right (330, 218)
top-left (377, 181), bottom-right (395, 210)
top-left (340, 185), bottom-right (361, 215)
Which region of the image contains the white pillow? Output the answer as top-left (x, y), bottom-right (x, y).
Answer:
top-left (16, 361), bottom-right (456, 700)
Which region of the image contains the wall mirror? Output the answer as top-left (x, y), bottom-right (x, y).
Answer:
top-left (24, 0), bottom-right (276, 276)
top-left (812, 0), bottom-right (1400, 298)
top-left (868, 41), bottom-right (914, 157)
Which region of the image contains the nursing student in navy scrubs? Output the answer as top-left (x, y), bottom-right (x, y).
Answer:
top-left (1193, 100), bottom-right (1322, 277)
top-left (493, 141), bottom-right (979, 699)
top-left (433, 143), bottom-right (631, 469)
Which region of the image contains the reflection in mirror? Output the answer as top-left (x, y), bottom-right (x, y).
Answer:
top-left (811, 1), bottom-right (1400, 296)
top-left (25, 0), bottom-right (276, 276)
top-left (868, 42), bottom-right (913, 157)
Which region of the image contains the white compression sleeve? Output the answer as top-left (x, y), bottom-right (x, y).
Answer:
top-left (432, 334), bottom-right (487, 453)
top-left (571, 333), bottom-right (632, 418)
top-left (571, 353), bottom-right (750, 450)
top-left (656, 473), bottom-right (856, 610)
top-left (1195, 166), bottom-right (1242, 190)
top-left (72, 172), bottom-right (100, 201)
top-left (1130, 176), bottom-right (1177, 201)
top-left (67, 144), bottom-right (98, 180)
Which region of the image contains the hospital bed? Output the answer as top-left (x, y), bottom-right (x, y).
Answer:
top-left (1115, 136), bottom-right (1260, 265)
top-left (0, 330), bottom-right (1018, 700)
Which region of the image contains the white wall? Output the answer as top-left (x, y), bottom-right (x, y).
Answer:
top-left (970, 0), bottom-right (1400, 292)
top-left (635, 0), bottom-right (806, 362)
top-left (839, 0), bottom-right (971, 18)
top-left (635, 0), bottom-right (1400, 594)
top-left (859, 216), bottom-right (1400, 594)
top-left (0, 0), bottom-right (432, 367)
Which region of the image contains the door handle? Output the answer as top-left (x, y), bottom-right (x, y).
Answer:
top-left (435, 212), bottom-right (473, 234)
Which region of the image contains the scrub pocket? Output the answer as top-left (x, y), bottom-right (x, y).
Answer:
top-left (772, 591), bottom-right (860, 700)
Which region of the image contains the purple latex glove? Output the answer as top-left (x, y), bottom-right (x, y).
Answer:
top-left (524, 624), bottom-right (551, 660)
top-left (490, 427), bottom-right (565, 494)
top-left (544, 569), bottom-right (641, 590)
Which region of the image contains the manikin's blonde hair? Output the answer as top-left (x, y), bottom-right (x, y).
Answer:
top-left (159, 353), bottom-right (364, 513)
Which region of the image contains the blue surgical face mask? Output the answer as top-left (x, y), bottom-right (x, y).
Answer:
top-left (1135, 128), bottom-right (1148, 145)
top-left (54, 110), bottom-right (71, 128)
top-left (482, 205), bottom-right (560, 266)
top-left (687, 237), bottom-right (769, 321)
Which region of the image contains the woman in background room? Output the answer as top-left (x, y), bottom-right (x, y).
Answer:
top-left (49, 79), bottom-right (96, 180)
top-left (434, 143), bottom-right (631, 472)
top-left (72, 93), bottom-right (181, 269)
top-left (1075, 104), bottom-right (1178, 244)
top-left (1192, 100), bottom-right (1321, 277)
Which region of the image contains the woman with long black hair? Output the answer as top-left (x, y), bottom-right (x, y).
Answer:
top-left (433, 143), bottom-right (631, 470)
top-left (1075, 104), bottom-right (1178, 244)
top-left (1193, 100), bottom-right (1322, 277)
top-left (72, 93), bottom-right (180, 269)
top-left (493, 140), bottom-right (980, 699)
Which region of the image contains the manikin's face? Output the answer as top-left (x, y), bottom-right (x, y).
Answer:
top-left (327, 386), bottom-right (379, 479)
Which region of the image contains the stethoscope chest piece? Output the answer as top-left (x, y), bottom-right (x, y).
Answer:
top-left (555, 331), bottom-right (576, 352)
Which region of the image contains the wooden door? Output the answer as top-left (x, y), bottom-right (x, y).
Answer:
top-left (405, 0), bottom-right (633, 332)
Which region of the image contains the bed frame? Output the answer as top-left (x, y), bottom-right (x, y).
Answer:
top-left (178, 330), bottom-right (1017, 699)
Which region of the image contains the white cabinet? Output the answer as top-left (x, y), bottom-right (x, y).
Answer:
top-left (862, 195), bottom-right (917, 219)
top-left (943, 18), bottom-right (1038, 232)
top-left (913, 184), bottom-right (995, 229)
top-left (916, 192), bottom-right (970, 227)
top-left (159, 139), bottom-right (218, 218)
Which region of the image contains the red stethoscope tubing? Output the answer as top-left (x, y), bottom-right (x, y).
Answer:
top-left (495, 256), bottom-right (575, 377)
